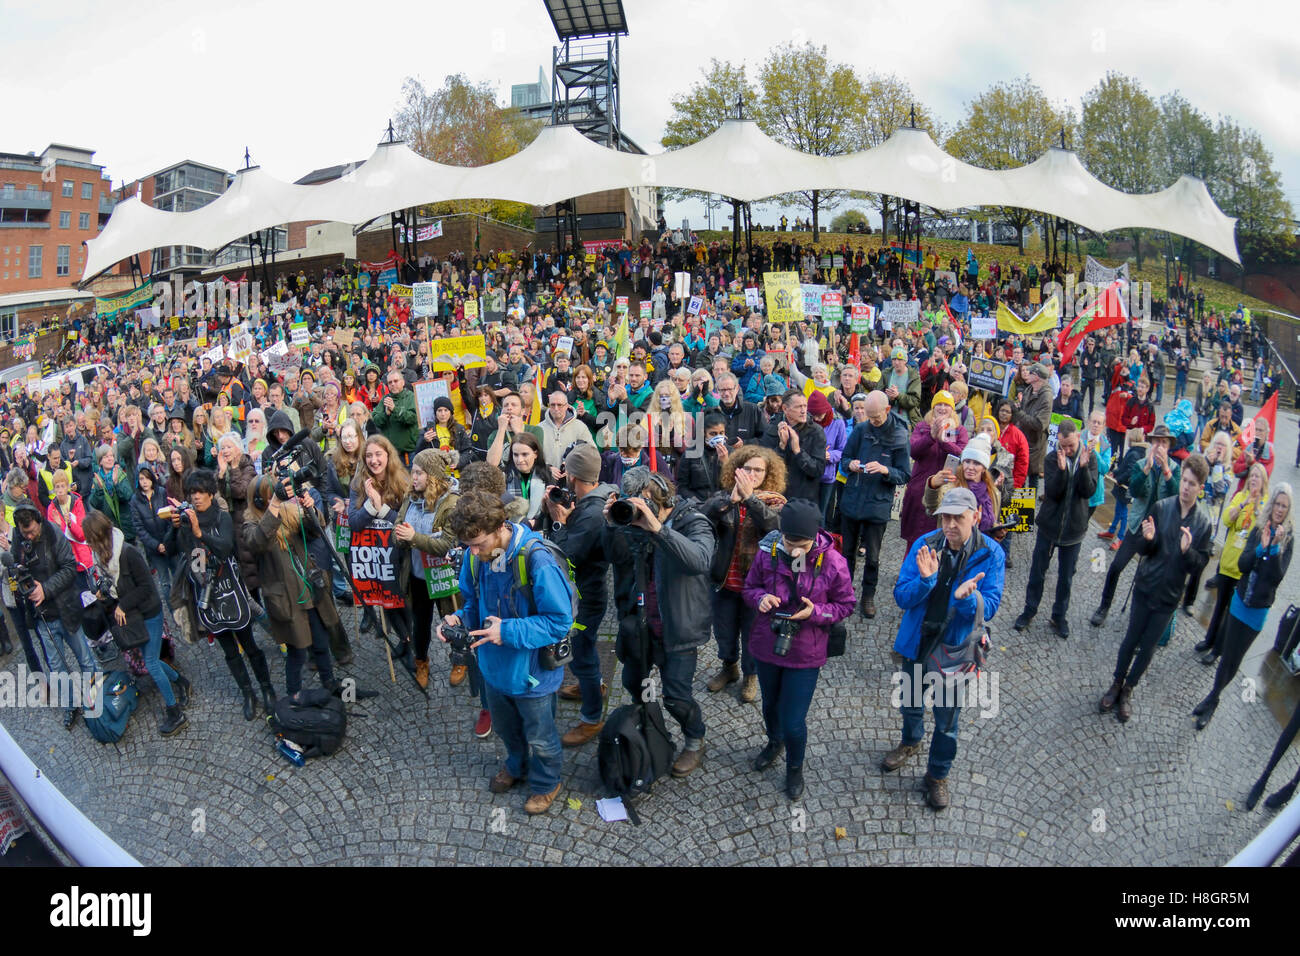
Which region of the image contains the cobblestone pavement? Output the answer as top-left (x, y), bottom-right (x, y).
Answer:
top-left (3, 409), bottom-right (1299, 866)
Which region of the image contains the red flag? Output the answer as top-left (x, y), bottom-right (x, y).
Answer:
top-left (1057, 282), bottom-right (1127, 366)
top-left (1254, 391), bottom-right (1278, 441)
top-left (848, 332), bottom-right (860, 367)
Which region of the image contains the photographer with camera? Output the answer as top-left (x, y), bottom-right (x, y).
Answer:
top-left (439, 491), bottom-right (574, 815)
top-left (603, 467), bottom-right (716, 777)
top-left (744, 500), bottom-right (855, 799)
top-left (81, 510), bottom-right (192, 736)
top-left (244, 474), bottom-right (347, 698)
top-left (542, 443), bottom-right (617, 747)
top-left (164, 468), bottom-right (277, 721)
top-left (2, 501), bottom-right (98, 728)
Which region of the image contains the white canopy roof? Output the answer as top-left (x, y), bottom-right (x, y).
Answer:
top-left (83, 119), bottom-right (1240, 283)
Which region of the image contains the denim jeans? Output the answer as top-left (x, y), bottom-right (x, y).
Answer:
top-left (33, 617), bottom-right (97, 706)
top-left (621, 640), bottom-right (705, 742)
top-left (143, 613), bottom-right (179, 706)
top-left (712, 588), bottom-right (756, 677)
top-left (285, 609), bottom-right (336, 696)
top-left (899, 659), bottom-right (961, 780)
top-left (1106, 500), bottom-right (1128, 538)
top-left (1174, 373), bottom-right (1187, 400)
top-left (146, 549), bottom-right (176, 616)
top-left (569, 607), bottom-right (605, 724)
top-left (754, 659), bottom-right (820, 769)
top-left (484, 685), bottom-right (563, 794)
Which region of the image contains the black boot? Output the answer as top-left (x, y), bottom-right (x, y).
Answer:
top-left (173, 671), bottom-right (193, 708)
top-left (259, 682), bottom-right (277, 716)
top-left (228, 656), bottom-right (257, 720)
top-left (159, 703), bottom-right (188, 737)
top-left (1264, 781), bottom-right (1297, 810)
top-left (1195, 698), bottom-right (1218, 731)
top-left (785, 766), bottom-right (804, 801)
top-left (1246, 776), bottom-right (1268, 811)
top-left (1192, 693), bottom-right (1218, 717)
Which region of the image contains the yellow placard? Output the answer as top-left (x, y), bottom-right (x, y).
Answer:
top-left (169, 315), bottom-right (180, 331)
top-left (464, 298), bottom-right (479, 322)
top-left (1028, 287), bottom-right (1041, 305)
top-left (997, 297), bottom-right (1059, 336)
top-left (429, 334), bottom-right (487, 371)
top-left (763, 272), bottom-right (801, 323)
top-left (390, 284), bottom-right (413, 298)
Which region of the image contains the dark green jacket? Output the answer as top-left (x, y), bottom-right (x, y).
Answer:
top-left (371, 387), bottom-right (419, 453)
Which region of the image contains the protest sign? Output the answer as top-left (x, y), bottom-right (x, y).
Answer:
top-left (674, 271), bottom-right (692, 300)
top-left (349, 519), bottom-right (404, 609)
top-left (377, 268), bottom-right (398, 288)
top-left (464, 298), bottom-right (479, 322)
top-left (821, 291), bottom-right (843, 323)
top-left (639, 300), bottom-right (651, 320)
top-left (410, 280), bottom-right (436, 317)
top-left (999, 487), bottom-right (1037, 533)
top-left (934, 270), bottom-right (957, 287)
top-left (687, 295), bottom-right (703, 316)
top-left (802, 284), bottom-right (827, 317)
top-left (429, 334), bottom-right (487, 371)
top-left (260, 340), bottom-right (289, 363)
top-left (389, 284), bottom-right (413, 298)
top-left (290, 322), bottom-right (309, 346)
top-left (413, 378), bottom-right (451, 428)
top-left (880, 299), bottom-right (921, 325)
top-left (1046, 413), bottom-right (1084, 454)
top-left (227, 332), bottom-right (254, 364)
top-left (744, 287), bottom-right (762, 310)
top-left (970, 315), bottom-right (997, 339)
top-left (202, 345), bottom-right (225, 366)
top-left (967, 356), bottom-right (1015, 397)
top-left (850, 303), bottom-right (874, 334)
top-left (616, 296), bottom-right (628, 314)
top-left (332, 328), bottom-right (355, 348)
top-left (1029, 287), bottom-right (1041, 305)
top-left (555, 335), bottom-right (574, 358)
top-left (763, 272), bottom-right (801, 323)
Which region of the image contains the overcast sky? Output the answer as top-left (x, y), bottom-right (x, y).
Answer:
top-left (2, 0), bottom-right (1295, 229)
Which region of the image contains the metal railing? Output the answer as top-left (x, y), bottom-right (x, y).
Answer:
top-left (0, 722), bottom-right (139, 866)
top-left (1226, 794), bottom-right (1300, 866)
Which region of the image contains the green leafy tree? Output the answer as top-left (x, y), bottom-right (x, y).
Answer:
top-left (944, 76), bottom-right (1074, 253)
top-left (1209, 117), bottom-right (1293, 287)
top-left (829, 209), bottom-right (868, 233)
top-left (754, 41), bottom-right (863, 238)
top-left (1156, 92), bottom-right (1219, 280)
top-left (394, 74), bottom-right (541, 228)
top-left (1079, 72), bottom-right (1162, 269)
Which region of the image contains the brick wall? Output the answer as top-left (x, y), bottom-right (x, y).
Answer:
top-left (355, 216), bottom-right (535, 264)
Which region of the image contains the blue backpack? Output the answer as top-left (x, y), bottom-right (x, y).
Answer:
top-left (84, 671), bottom-right (139, 744)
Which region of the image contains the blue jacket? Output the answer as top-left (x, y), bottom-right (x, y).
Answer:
top-left (892, 528), bottom-right (1004, 661)
top-left (457, 523), bottom-right (572, 698)
top-left (838, 411), bottom-right (912, 522)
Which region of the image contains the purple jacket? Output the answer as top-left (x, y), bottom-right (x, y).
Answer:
top-left (743, 529), bottom-right (856, 669)
top-left (900, 420), bottom-right (968, 546)
top-left (820, 416), bottom-right (847, 484)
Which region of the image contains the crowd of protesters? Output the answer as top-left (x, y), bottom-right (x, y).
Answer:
top-left (0, 230), bottom-right (1290, 816)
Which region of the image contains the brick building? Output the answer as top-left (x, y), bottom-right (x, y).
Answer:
top-left (0, 144), bottom-right (115, 340)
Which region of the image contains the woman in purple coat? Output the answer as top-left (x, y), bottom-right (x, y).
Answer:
top-left (743, 500), bottom-right (856, 801)
top-left (899, 390), bottom-right (969, 548)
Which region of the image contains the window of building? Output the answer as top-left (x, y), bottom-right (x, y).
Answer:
top-left (82, 182), bottom-right (93, 200)
top-left (1, 184), bottom-right (13, 198)
top-left (0, 308), bottom-right (15, 339)
top-left (62, 180), bottom-right (73, 198)
top-left (57, 245), bottom-right (70, 277)
top-left (59, 210), bottom-right (71, 229)
top-left (79, 212), bottom-right (90, 230)
top-left (27, 245), bottom-right (42, 278)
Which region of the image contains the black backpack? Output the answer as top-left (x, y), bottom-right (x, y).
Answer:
top-left (598, 701), bottom-right (675, 803)
top-left (269, 688), bottom-right (347, 758)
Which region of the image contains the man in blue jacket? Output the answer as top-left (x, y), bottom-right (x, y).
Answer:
top-left (839, 391), bottom-right (912, 618)
top-left (884, 487), bottom-right (1005, 811)
top-left (440, 491), bottom-right (575, 815)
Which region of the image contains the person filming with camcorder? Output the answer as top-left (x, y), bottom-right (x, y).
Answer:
top-left (1, 501), bottom-right (98, 728)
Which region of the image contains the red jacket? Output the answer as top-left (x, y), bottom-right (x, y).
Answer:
top-left (1105, 385), bottom-right (1132, 433)
top-left (47, 493), bottom-right (93, 571)
top-left (1000, 423), bottom-right (1030, 489)
top-left (1121, 396), bottom-right (1155, 435)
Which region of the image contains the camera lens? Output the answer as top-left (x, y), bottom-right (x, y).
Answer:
top-left (608, 498), bottom-right (636, 525)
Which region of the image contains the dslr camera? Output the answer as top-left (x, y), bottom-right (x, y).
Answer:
top-left (268, 443), bottom-right (320, 500)
top-left (607, 494), bottom-right (640, 526)
top-left (548, 483), bottom-right (574, 508)
top-left (771, 611), bottom-right (799, 657)
top-left (157, 500), bottom-right (193, 521)
top-left (442, 621), bottom-right (473, 666)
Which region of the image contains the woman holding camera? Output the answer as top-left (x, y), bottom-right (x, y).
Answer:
top-left (393, 449), bottom-right (464, 691)
top-left (743, 499), bottom-right (855, 800)
top-left (701, 445), bottom-right (787, 702)
top-left (165, 468), bottom-right (276, 720)
top-left (83, 510), bottom-right (191, 736)
top-left (244, 474), bottom-right (342, 697)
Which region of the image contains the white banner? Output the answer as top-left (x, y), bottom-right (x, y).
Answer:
top-left (880, 299), bottom-right (921, 325)
top-left (744, 287), bottom-right (762, 310)
top-left (1084, 256), bottom-right (1129, 287)
top-left (260, 340), bottom-right (289, 363)
top-left (412, 282), bottom-right (438, 318)
top-left (290, 322), bottom-right (310, 346)
top-left (202, 345), bottom-right (225, 366)
top-left (970, 315), bottom-right (997, 339)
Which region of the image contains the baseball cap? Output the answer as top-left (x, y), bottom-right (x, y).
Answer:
top-left (934, 486), bottom-right (978, 516)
